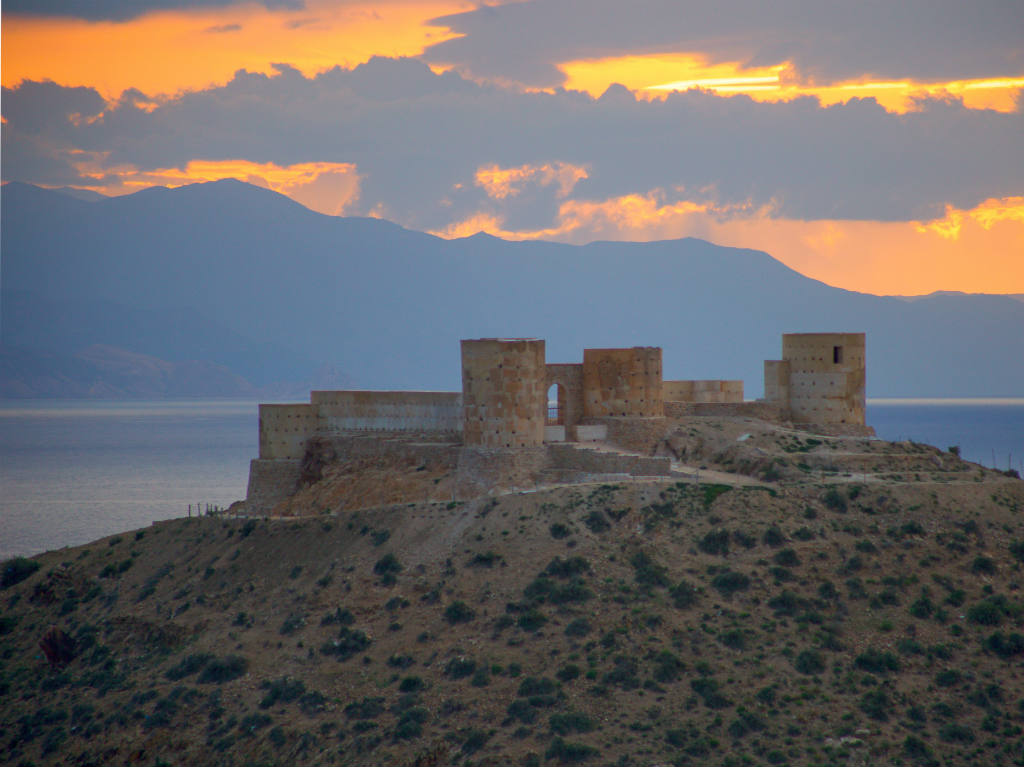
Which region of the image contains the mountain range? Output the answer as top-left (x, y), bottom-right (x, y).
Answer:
top-left (2, 180), bottom-right (1021, 398)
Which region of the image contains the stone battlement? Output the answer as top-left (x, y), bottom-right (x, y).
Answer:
top-left (245, 333), bottom-right (868, 512)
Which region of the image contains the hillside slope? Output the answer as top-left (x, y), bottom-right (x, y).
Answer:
top-left (4, 419), bottom-right (1024, 766)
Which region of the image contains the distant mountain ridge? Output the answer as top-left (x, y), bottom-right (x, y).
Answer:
top-left (2, 180), bottom-right (1022, 397)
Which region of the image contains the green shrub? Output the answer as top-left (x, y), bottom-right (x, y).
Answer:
top-left (321, 607), bottom-right (355, 626)
top-left (564, 619), bottom-right (591, 637)
top-left (909, 595), bottom-right (934, 619)
top-left (1, 557), bottom-right (40, 588)
top-left (1009, 540), bottom-right (1024, 563)
top-left (461, 728), bottom-right (490, 754)
top-left (631, 551), bottom-right (670, 588)
top-left (854, 648), bottom-right (900, 674)
top-left (670, 580), bottom-right (699, 609)
top-left (197, 655), bottom-right (248, 684)
top-left (773, 548), bottom-right (800, 567)
top-left (652, 650), bottom-right (685, 682)
top-left (582, 511), bottom-right (610, 533)
top-left (165, 653), bottom-right (214, 681)
top-left (516, 608), bottom-right (548, 632)
top-left (711, 570), bottom-right (750, 596)
top-left (373, 554), bottom-right (402, 584)
top-left (938, 723), bottom-right (974, 743)
top-left (972, 556), bottom-right (997, 574)
top-left (793, 650), bottom-right (824, 675)
top-left (556, 664), bottom-right (581, 682)
top-left (320, 627), bottom-right (371, 660)
top-left (550, 711), bottom-right (595, 735)
top-left (518, 677), bottom-right (558, 697)
top-left (279, 615), bottom-right (305, 635)
top-left (344, 697), bottom-right (385, 719)
top-left (967, 597), bottom-right (1013, 626)
top-left (444, 657), bottom-right (476, 679)
top-left (859, 688), bottom-right (891, 721)
top-left (690, 677), bottom-right (731, 709)
top-left (443, 601), bottom-right (476, 624)
top-left (544, 556), bottom-right (591, 578)
top-left (935, 669), bottom-right (961, 687)
top-left (698, 530), bottom-right (730, 556)
top-left (986, 632), bottom-right (1024, 658)
top-left (762, 527), bottom-right (785, 547)
top-left (545, 737), bottom-right (599, 763)
top-left (822, 488), bottom-right (847, 512)
top-left (727, 708), bottom-right (765, 739)
top-left (260, 677), bottom-right (306, 708)
top-left (550, 523), bottom-right (570, 539)
top-left (399, 676), bottom-right (425, 692)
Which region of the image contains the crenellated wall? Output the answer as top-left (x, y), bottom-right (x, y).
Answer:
top-left (311, 390), bottom-right (462, 434)
top-left (663, 380), bottom-right (743, 404)
top-left (582, 347), bottom-right (663, 418)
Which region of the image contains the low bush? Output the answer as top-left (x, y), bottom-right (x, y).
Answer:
top-left (711, 571), bottom-right (750, 597)
top-left (443, 601), bottom-right (476, 624)
top-left (2, 557), bottom-right (40, 589)
top-left (197, 655), bottom-right (249, 684)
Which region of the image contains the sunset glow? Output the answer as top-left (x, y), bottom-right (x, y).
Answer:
top-left (70, 159), bottom-right (362, 216)
top-left (4, 0), bottom-right (1022, 297)
top-left (433, 194), bottom-right (1024, 295)
top-left (561, 53), bottom-right (1023, 113)
top-left (1, 0), bottom-right (466, 99)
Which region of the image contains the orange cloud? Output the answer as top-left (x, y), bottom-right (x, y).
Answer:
top-left (560, 52), bottom-right (1024, 113)
top-left (70, 159), bottom-right (361, 216)
top-left (432, 192), bottom-right (1024, 295)
top-left (2, 0), bottom-right (468, 99)
top-left (474, 162), bottom-right (589, 200)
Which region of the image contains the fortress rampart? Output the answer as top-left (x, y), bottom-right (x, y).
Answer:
top-left (245, 333), bottom-right (868, 513)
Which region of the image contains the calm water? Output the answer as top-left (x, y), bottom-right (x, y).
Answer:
top-left (0, 400), bottom-right (257, 560)
top-left (1, 398), bottom-right (1022, 560)
top-left (868, 399), bottom-right (1024, 474)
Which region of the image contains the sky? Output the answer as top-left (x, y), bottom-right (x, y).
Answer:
top-left (3, 0), bottom-right (1023, 295)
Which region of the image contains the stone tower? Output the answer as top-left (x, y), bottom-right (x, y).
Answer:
top-left (461, 338), bottom-right (547, 447)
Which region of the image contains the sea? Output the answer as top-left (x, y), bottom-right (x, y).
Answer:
top-left (1, 398), bottom-right (1022, 560)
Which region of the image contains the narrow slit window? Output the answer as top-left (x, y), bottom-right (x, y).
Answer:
top-left (833, 346), bottom-right (843, 364)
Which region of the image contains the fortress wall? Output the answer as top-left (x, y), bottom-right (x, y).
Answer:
top-left (245, 459), bottom-right (302, 514)
top-left (259, 404), bottom-right (318, 459)
top-left (582, 416), bottom-right (668, 454)
top-left (455, 446), bottom-right (549, 496)
top-left (688, 401), bottom-right (789, 420)
top-left (462, 338), bottom-right (547, 448)
top-left (664, 380), bottom-right (744, 404)
top-left (664, 401), bottom-right (690, 419)
top-left (782, 333), bottom-right (866, 425)
top-left (582, 347), bottom-right (663, 418)
top-left (547, 444), bottom-right (672, 477)
top-left (311, 390), bottom-right (462, 434)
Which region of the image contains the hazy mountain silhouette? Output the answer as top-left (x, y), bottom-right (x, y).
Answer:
top-left (2, 180), bottom-right (1021, 397)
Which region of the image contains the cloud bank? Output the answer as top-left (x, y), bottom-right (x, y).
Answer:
top-left (4, 57), bottom-right (1021, 234)
top-left (425, 0), bottom-right (1024, 87)
top-left (3, 0), bottom-right (303, 21)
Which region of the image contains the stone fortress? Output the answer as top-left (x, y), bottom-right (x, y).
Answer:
top-left (245, 333), bottom-right (867, 513)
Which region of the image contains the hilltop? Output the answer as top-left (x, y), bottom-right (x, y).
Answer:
top-left (3, 413), bottom-right (1024, 766)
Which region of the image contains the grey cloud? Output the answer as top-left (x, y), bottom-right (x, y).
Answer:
top-left (425, 0), bottom-right (1024, 87)
top-left (205, 23), bottom-right (243, 33)
top-left (3, 0), bottom-right (302, 21)
top-left (2, 58), bottom-right (1021, 230)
